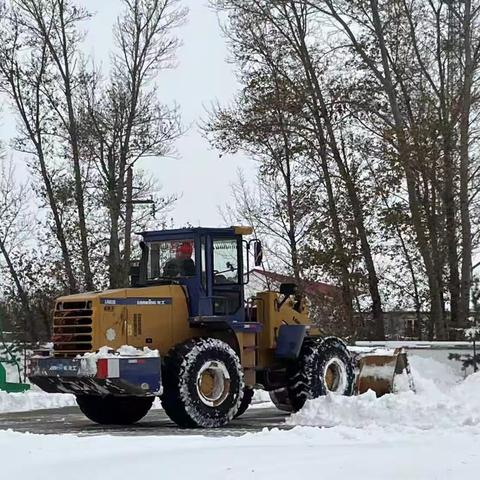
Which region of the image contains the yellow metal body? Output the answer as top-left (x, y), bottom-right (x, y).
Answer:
top-left (53, 286), bottom-right (411, 395)
top-left (55, 286), bottom-right (203, 358)
top-left (255, 292), bottom-right (317, 369)
top-left (53, 286), bottom-right (318, 388)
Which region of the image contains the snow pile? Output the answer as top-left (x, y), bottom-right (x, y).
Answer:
top-left (79, 345), bottom-right (160, 359)
top-left (3, 361), bottom-right (24, 384)
top-left (78, 345), bottom-right (160, 375)
top-left (465, 326), bottom-right (480, 339)
top-left (0, 391), bottom-right (76, 413)
top-left (288, 354), bottom-right (480, 430)
top-left (252, 389), bottom-right (272, 405)
top-left (349, 346), bottom-right (399, 355)
top-left (2, 359), bottom-right (76, 413)
top-left (116, 345), bottom-right (160, 357)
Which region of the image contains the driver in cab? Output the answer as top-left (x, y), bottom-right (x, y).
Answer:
top-left (163, 242), bottom-right (195, 278)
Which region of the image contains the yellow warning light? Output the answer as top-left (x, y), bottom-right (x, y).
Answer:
top-left (233, 226), bottom-right (254, 235)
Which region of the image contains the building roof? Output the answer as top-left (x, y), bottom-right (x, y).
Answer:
top-left (252, 269), bottom-right (342, 298)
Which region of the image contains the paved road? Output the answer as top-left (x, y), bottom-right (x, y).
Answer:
top-left (0, 406), bottom-right (290, 437)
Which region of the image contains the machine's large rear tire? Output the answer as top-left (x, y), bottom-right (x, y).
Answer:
top-left (161, 338), bottom-right (244, 428)
top-left (287, 337), bottom-right (354, 412)
top-left (76, 395), bottom-right (154, 425)
top-left (235, 387), bottom-right (254, 418)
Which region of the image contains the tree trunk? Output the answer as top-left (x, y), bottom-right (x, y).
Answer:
top-left (57, 3), bottom-right (93, 291)
top-left (123, 166), bottom-right (134, 286)
top-left (284, 164), bottom-right (301, 283)
top-left (442, 127), bottom-right (459, 332)
top-left (104, 144), bottom-right (125, 289)
top-left (275, 96), bottom-right (301, 283)
top-left (367, 0), bottom-right (445, 338)
top-left (37, 151), bottom-right (78, 294)
top-left (317, 148), bottom-right (356, 334)
top-left (288, 5), bottom-right (385, 338)
top-left (0, 237), bottom-right (37, 340)
top-left (459, 0), bottom-right (473, 329)
top-left (108, 198), bottom-right (123, 289)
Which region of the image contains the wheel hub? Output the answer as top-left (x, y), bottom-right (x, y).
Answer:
top-left (196, 360), bottom-right (231, 407)
top-left (323, 358), bottom-right (347, 393)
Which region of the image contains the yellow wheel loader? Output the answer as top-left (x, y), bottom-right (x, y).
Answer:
top-left (28, 226), bottom-right (412, 428)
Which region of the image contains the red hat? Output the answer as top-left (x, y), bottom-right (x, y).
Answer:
top-left (177, 242), bottom-right (193, 257)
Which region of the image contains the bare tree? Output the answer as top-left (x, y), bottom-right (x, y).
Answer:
top-left (206, 65), bottom-right (314, 282)
top-left (0, 154), bottom-right (36, 339)
top-left (303, 0), bottom-right (460, 338)
top-left (212, 0), bottom-right (385, 338)
top-left (11, 0), bottom-right (95, 290)
top-left (79, 0), bottom-right (186, 288)
top-left (0, 5), bottom-right (78, 292)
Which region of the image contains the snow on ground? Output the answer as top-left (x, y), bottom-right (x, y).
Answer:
top-left (1, 360), bottom-right (76, 413)
top-left (2, 354), bottom-right (480, 478)
top-left (0, 390), bottom-right (77, 413)
top-left (0, 371), bottom-right (270, 414)
top-left (1, 425), bottom-right (479, 479)
top-left (0, 389), bottom-right (267, 414)
top-left (288, 354), bottom-right (480, 430)
top-left (252, 388), bottom-right (272, 405)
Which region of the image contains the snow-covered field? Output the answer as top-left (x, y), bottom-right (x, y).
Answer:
top-left (1, 354), bottom-right (480, 479)
top-left (2, 424), bottom-right (478, 480)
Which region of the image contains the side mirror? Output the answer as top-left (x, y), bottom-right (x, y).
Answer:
top-left (254, 240), bottom-right (263, 267)
top-left (129, 263), bottom-right (140, 287)
top-left (280, 283), bottom-right (297, 296)
top-left (138, 241), bottom-right (149, 286)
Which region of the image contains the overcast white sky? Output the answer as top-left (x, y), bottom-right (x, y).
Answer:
top-left (0, 0), bottom-right (255, 227)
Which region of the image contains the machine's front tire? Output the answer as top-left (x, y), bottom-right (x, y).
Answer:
top-left (76, 395), bottom-right (154, 425)
top-left (161, 338), bottom-right (244, 428)
top-left (287, 338), bottom-right (354, 412)
top-left (235, 387), bottom-right (254, 418)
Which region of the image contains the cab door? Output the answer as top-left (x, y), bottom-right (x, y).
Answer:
top-left (210, 236), bottom-right (244, 321)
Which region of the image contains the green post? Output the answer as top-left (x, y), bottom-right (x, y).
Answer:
top-left (0, 310), bottom-right (30, 393)
top-left (0, 361), bottom-right (30, 393)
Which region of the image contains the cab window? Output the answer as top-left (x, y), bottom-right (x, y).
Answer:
top-left (213, 238), bottom-right (239, 284)
top-left (146, 240), bottom-right (195, 280)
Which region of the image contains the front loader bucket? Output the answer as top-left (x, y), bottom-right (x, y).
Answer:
top-left (354, 348), bottom-right (415, 397)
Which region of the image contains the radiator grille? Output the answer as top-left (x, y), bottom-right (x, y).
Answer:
top-left (53, 301), bottom-right (93, 358)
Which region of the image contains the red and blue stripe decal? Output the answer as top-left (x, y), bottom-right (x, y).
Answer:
top-left (96, 357), bottom-right (161, 393)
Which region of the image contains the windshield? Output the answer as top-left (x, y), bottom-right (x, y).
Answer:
top-left (213, 238), bottom-right (239, 284)
top-left (146, 240), bottom-right (196, 280)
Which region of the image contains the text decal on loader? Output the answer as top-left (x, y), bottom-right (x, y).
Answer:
top-left (100, 298), bottom-right (172, 306)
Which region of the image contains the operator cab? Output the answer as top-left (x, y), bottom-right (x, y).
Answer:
top-left (134, 226), bottom-right (259, 325)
